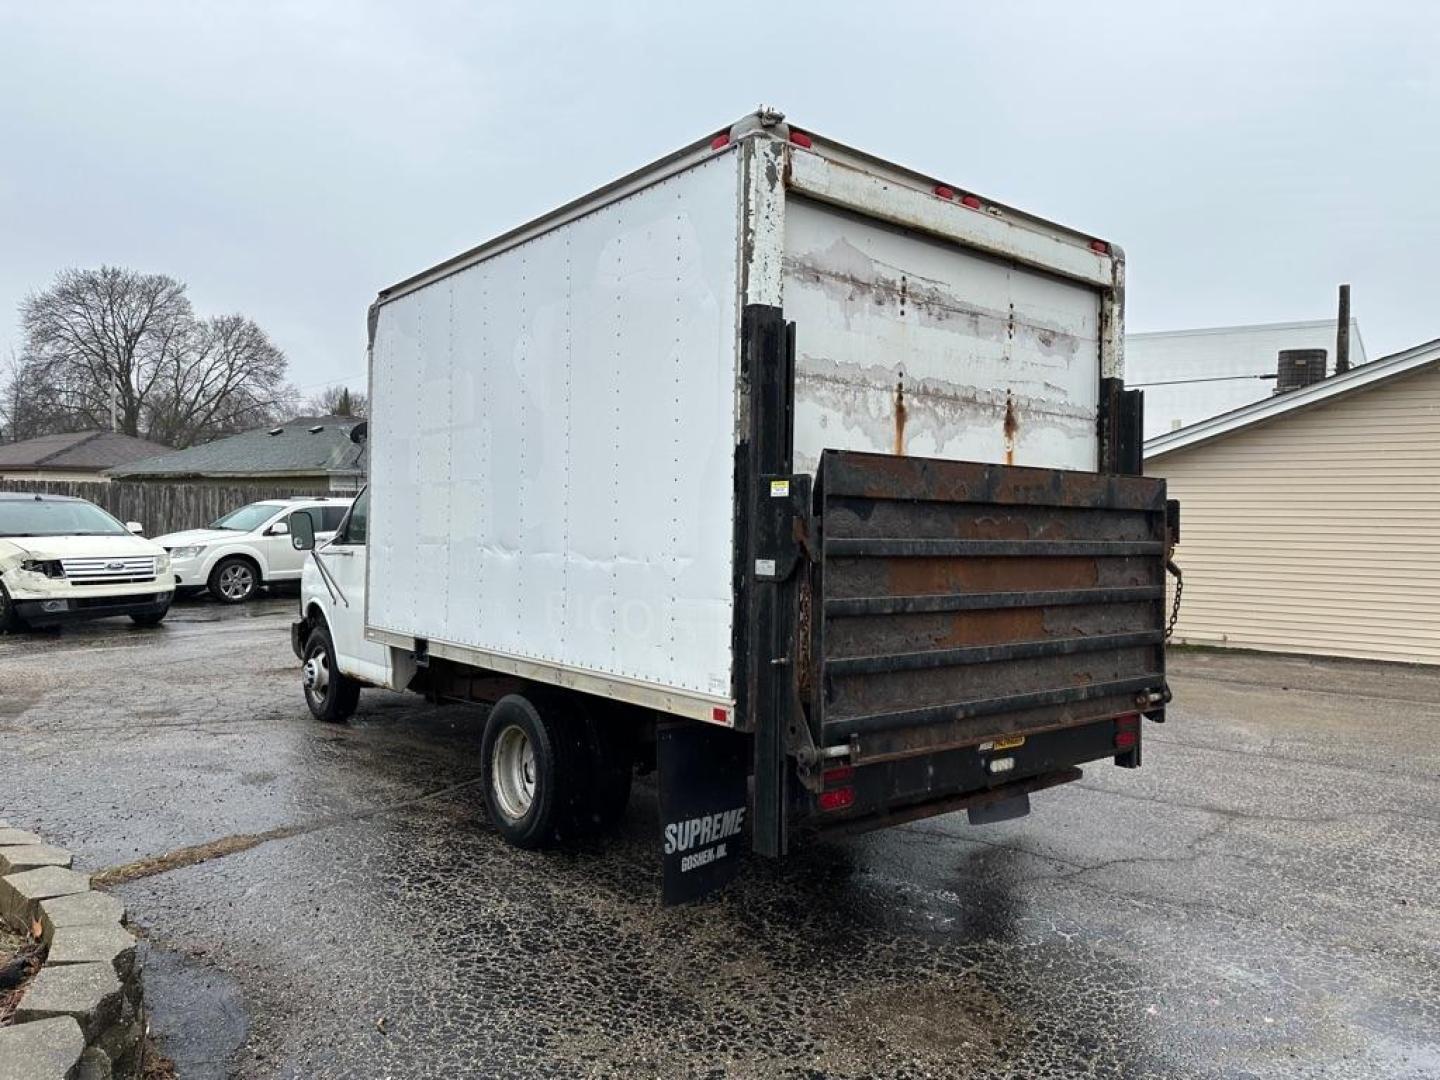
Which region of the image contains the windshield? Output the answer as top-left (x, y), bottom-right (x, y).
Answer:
top-left (0, 498), bottom-right (130, 538)
top-left (210, 502), bottom-right (286, 532)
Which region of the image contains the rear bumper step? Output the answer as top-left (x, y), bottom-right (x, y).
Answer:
top-left (813, 767), bottom-right (1082, 837)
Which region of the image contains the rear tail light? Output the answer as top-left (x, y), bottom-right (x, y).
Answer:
top-left (1115, 712), bottom-right (1140, 749)
top-left (1090, 239), bottom-right (1111, 255)
top-left (789, 130), bottom-right (813, 149)
top-left (710, 134), bottom-right (730, 150)
top-left (818, 787), bottom-right (854, 812)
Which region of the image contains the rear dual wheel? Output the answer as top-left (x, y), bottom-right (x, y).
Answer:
top-left (480, 692), bottom-right (635, 849)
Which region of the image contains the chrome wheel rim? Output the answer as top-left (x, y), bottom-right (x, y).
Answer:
top-left (219, 564), bottom-right (254, 600)
top-left (304, 648), bottom-right (330, 703)
top-left (492, 725), bottom-right (536, 821)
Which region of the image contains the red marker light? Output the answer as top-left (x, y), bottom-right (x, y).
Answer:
top-left (711, 706), bottom-right (730, 725)
top-left (789, 130), bottom-right (813, 149)
top-left (818, 787), bottom-right (855, 812)
top-left (1115, 729), bottom-right (1138, 750)
top-left (710, 134), bottom-right (730, 151)
top-left (933, 185), bottom-right (956, 200)
top-left (960, 194), bottom-right (982, 210)
top-left (1090, 239), bottom-right (1110, 255)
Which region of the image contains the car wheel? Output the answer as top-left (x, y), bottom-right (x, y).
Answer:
top-left (0, 583), bottom-right (22, 632)
top-left (209, 557), bottom-right (259, 603)
top-left (302, 622), bottom-right (360, 722)
top-left (481, 693), bottom-right (589, 849)
top-left (130, 605), bottom-right (170, 628)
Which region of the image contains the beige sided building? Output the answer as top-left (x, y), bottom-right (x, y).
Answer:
top-left (1145, 339), bottom-right (1440, 666)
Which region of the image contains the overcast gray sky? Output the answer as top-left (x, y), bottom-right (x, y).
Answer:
top-left (2, 1), bottom-right (1436, 398)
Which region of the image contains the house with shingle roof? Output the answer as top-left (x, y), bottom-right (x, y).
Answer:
top-left (0, 430), bottom-right (170, 482)
top-left (107, 415), bottom-right (366, 494)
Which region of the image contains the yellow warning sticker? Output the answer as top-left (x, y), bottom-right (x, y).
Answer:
top-left (990, 735), bottom-right (1026, 751)
top-left (770, 479), bottom-right (790, 498)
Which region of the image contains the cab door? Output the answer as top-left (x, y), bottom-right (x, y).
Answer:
top-left (314, 489), bottom-right (390, 684)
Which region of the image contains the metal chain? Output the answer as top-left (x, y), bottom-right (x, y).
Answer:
top-left (1164, 558), bottom-right (1184, 641)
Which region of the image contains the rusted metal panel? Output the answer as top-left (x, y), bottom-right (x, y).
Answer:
top-left (786, 151), bottom-right (1114, 289)
top-left (815, 449), bottom-right (1168, 764)
top-left (783, 196), bottom-right (1104, 476)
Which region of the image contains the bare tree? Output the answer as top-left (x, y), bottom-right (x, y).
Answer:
top-left (303, 384), bottom-right (367, 418)
top-left (6, 266), bottom-right (296, 447)
top-left (0, 348), bottom-right (89, 442)
top-left (146, 315), bottom-right (297, 447)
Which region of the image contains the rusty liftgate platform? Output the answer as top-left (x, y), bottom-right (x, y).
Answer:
top-left (745, 448), bottom-right (1172, 857)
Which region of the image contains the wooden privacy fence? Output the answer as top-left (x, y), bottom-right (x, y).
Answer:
top-left (0, 480), bottom-right (304, 538)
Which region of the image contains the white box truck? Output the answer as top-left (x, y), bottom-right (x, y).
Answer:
top-left (291, 109), bottom-right (1176, 903)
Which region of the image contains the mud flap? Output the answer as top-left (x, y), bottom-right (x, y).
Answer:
top-left (967, 793), bottom-right (1031, 826)
top-left (657, 719), bottom-right (749, 906)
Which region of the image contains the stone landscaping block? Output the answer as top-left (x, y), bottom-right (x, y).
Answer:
top-left (0, 867), bottom-right (90, 923)
top-left (0, 845), bottom-right (73, 874)
top-left (0, 828), bottom-right (42, 847)
top-left (37, 891), bottom-right (125, 943)
top-left (0, 1015), bottom-right (85, 1080)
top-left (46, 923), bottom-right (138, 979)
top-left (14, 962), bottom-right (123, 1041)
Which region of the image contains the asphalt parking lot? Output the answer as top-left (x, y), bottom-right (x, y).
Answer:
top-left (2, 598), bottom-right (1437, 1079)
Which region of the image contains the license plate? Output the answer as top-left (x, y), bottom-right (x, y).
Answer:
top-left (979, 735), bottom-right (1026, 753)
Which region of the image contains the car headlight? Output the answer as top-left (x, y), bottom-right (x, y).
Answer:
top-left (19, 559), bottom-right (65, 578)
top-left (167, 545), bottom-right (206, 559)
top-left (155, 553), bottom-right (171, 574)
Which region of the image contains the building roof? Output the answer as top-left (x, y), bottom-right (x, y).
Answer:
top-left (108, 416), bottom-right (366, 479)
top-left (1145, 337), bottom-right (1440, 459)
top-left (0, 430), bottom-right (170, 472)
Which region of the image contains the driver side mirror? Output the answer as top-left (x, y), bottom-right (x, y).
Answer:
top-left (268, 520), bottom-right (291, 537)
top-left (126, 521), bottom-right (144, 535)
top-left (290, 511), bottom-right (316, 551)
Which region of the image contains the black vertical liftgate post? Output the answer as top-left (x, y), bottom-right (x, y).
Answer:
top-left (736, 304), bottom-right (811, 859)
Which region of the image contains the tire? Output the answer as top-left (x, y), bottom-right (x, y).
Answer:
top-left (0, 583), bottom-right (22, 633)
top-left (130, 605), bottom-right (170, 627)
top-left (208, 556), bottom-right (259, 604)
top-left (481, 693), bottom-right (590, 849)
top-left (302, 622), bottom-right (360, 723)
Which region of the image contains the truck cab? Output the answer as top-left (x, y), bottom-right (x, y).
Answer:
top-left (290, 488), bottom-right (397, 714)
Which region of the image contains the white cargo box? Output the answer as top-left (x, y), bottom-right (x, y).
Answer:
top-left (365, 112), bottom-right (1124, 725)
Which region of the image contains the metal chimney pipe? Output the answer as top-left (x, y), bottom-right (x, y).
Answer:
top-left (1336, 283), bottom-right (1351, 374)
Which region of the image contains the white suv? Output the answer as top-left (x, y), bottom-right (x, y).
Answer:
top-left (154, 497), bottom-right (353, 603)
top-left (0, 492), bottom-right (173, 629)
